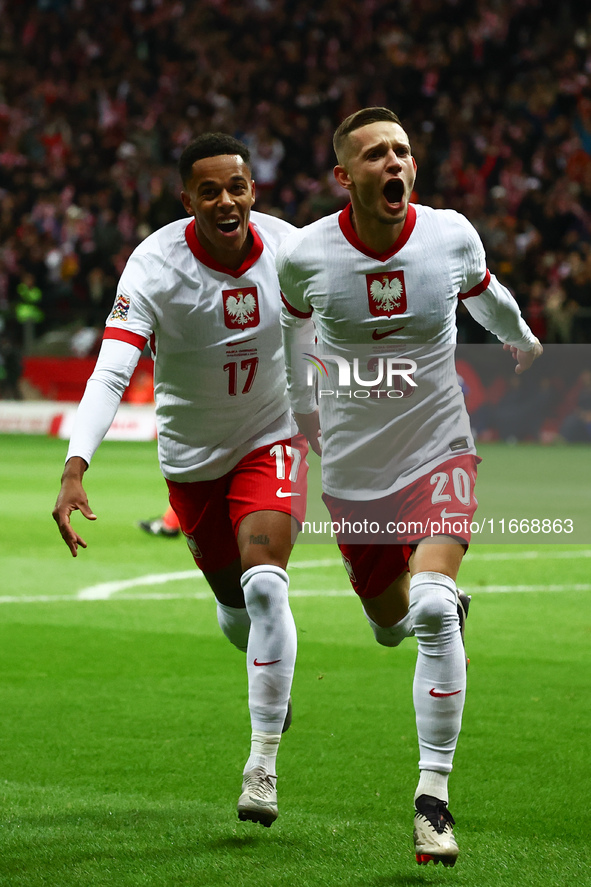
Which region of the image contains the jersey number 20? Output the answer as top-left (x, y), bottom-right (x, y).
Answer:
top-left (430, 467), bottom-right (471, 506)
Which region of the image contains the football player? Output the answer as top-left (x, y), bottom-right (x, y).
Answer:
top-left (277, 107), bottom-right (542, 866)
top-left (53, 133), bottom-right (308, 828)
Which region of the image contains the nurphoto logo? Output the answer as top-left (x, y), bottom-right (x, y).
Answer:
top-left (303, 352), bottom-right (417, 399)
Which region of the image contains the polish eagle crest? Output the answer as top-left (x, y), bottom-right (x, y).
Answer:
top-left (370, 276), bottom-right (403, 313)
top-left (225, 290), bottom-right (257, 325)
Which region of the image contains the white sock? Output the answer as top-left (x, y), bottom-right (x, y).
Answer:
top-left (216, 601), bottom-right (250, 652)
top-left (241, 565), bottom-right (297, 735)
top-left (244, 730), bottom-right (281, 776)
top-left (415, 769), bottom-right (449, 805)
top-left (408, 571), bottom-right (466, 774)
top-left (364, 609), bottom-right (414, 647)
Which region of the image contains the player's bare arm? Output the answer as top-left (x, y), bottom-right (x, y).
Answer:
top-left (294, 409), bottom-right (322, 456)
top-left (52, 456), bottom-right (96, 557)
top-left (503, 339), bottom-right (543, 375)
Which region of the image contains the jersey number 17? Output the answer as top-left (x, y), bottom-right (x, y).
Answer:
top-left (223, 357), bottom-right (259, 396)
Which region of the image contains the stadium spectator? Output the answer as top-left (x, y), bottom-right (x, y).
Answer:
top-left (52, 133), bottom-right (308, 828)
top-left (244, 126), bottom-right (286, 207)
top-left (0, 334), bottom-right (22, 399)
top-left (543, 280), bottom-right (574, 344)
top-left (559, 369), bottom-right (591, 441)
top-left (277, 107), bottom-right (542, 867)
top-left (563, 248), bottom-right (591, 342)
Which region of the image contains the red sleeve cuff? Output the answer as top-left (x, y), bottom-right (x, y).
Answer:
top-left (458, 269), bottom-right (491, 301)
top-left (281, 292), bottom-right (312, 318)
top-left (103, 327), bottom-right (148, 350)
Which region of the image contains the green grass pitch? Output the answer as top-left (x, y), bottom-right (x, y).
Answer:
top-left (0, 434), bottom-right (589, 886)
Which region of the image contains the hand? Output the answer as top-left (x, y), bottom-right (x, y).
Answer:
top-left (52, 457), bottom-right (96, 557)
top-left (503, 339), bottom-right (543, 375)
top-left (294, 409), bottom-right (322, 456)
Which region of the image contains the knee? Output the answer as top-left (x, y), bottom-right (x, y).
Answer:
top-left (241, 550), bottom-right (287, 574)
top-left (409, 572), bottom-right (456, 634)
top-left (371, 622), bottom-right (407, 647)
top-left (240, 565), bottom-right (290, 615)
top-left (363, 605), bottom-right (411, 648)
top-left (410, 590), bottom-right (447, 633)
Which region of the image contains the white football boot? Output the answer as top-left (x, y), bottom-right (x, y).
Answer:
top-left (413, 794), bottom-right (459, 867)
top-left (237, 768), bottom-right (278, 827)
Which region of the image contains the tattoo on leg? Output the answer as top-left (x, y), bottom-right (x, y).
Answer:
top-left (250, 534), bottom-right (270, 545)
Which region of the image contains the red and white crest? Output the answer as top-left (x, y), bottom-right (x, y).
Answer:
top-left (366, 271), bottom-right (407, 317)
top-left (341, 554), bottom-right (356, 584)
top-left (184, 534), bottom-right (203, 559)
top-left (223, 286), bottom-right (260, 329)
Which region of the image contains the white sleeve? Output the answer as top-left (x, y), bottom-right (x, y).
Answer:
top-left (276, 234), bottom-right (318, 413)
top-left (462, 273), bottom-right (537, 350)
top-left (66, 338), bottom-right (143, 465)
top-left (280, 308), bottom-right (317, 414)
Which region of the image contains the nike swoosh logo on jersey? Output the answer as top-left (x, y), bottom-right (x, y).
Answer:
top-left (276, 488), bottom-right (301, 498)
top-left (253, 658), bottom-right (282, 667)
top-left (440, 509), bottom-right (469, 520)
top-left (429, 688), bottom-right (462, 698)
top-left (372, 326), bottom-right (405, 340)
top-left (228, 336), bottom-right (257, 346)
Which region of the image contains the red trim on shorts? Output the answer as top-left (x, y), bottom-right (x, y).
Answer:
top-left (184, 220), bottom-right (264, 278)
top-left (103, 327), bottom-right (148, 350)
top-left (458, 269), bottom-right (491, 300)
top-left (338, 202), bottom-right (416, 261)
top-left (281, 292), bottom-right (313, 319)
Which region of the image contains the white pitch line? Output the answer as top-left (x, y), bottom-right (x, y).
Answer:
top-left (76, 570), bottom-right (205, 600)
top-left (0, 583), bottom-right (589, 605)
top-left (0, 591), bottom-right (212, 604)
top-left (74, 558), bottom-right (346, 600)
top-left (0, 549), bottom-right (589, 606)
top-left (77, 548), bottom-right (591, 599)
top-left (294, 550), bottom-right (591, 565)
top-left (464, 583), bottom-right (591, 593)
top-left (465, 549), bottom-right (591, 562)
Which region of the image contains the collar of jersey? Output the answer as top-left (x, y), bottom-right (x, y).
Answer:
top-left (338, 202), bottom-right (416, 261)
top-left (185, 221), bottom-right (264, 278)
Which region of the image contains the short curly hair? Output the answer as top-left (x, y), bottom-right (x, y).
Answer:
top-left (178, 133), bottom-right (251, 185)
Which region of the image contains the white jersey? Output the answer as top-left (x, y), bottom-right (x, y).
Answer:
top-left (70, 211), bottom-right (296, 482)
top-left (277, 203), bottom-right (537, 500)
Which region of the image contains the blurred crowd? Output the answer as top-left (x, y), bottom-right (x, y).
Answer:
top-left (1, 0), bottom-right (591, 370)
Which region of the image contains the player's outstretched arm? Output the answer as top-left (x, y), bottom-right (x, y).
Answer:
top-left (51, 337), bottom-right (143, 555)
top-left (503, 339), bottom-right (543, 375)
top-left (52, 456), bottom-right (97, 557)
top-left (294, 410), bottom-right (322, 456)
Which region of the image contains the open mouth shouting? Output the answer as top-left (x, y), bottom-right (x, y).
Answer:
top-left (217, 216), bottom-right (241, 235)
top-left (383, 178), bottom-right (405, 209)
